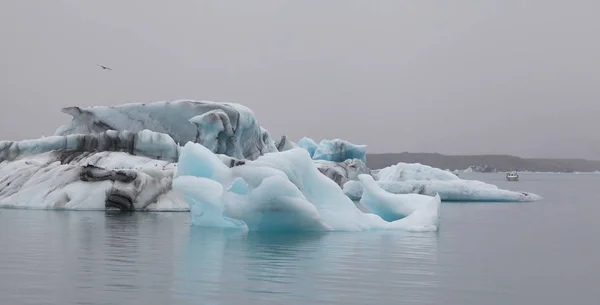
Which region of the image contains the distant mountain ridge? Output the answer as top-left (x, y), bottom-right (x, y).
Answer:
top-left (366, 152), bottom-right (600, 173)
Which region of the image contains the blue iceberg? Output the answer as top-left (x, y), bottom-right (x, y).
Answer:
top-left (173, 143), bottom-right (440, 232)
top-left (297, 137), bottom-right (319, 158)
top-left (311, 139), bottom-right (367, 164)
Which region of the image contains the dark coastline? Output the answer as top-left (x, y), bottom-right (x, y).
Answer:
top-left (367, 152), bottom-right (600, 173)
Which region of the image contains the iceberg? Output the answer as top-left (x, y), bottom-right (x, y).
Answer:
top-left (344, 161), bottom-right (542, 202)
top-left (314, 158), bottom-right (370, 187)
top-left (0, 150), bottom-right (187, 211)
top-left (0, 98), bottom-right (542, 234)
top-left (1, 129), bottom-right (180, 162)
top-left (298, 137), bottom-right (319, 158)
top-left (344, 179), bottom-right (542, 202)
top-left (0, 129), bottom-right (252, 211)
top-left (173, 143), bottom-right (440, 232)
top-left (462, 165), bottom-right (498, 173)
top-left (55, 100), bottom-right (277, 160)
top-left (374, 162), bottom-right (460, 181)
top-left (311, 139), bottom-right (367, 164)
top-left (359, 174), bottom-right (440, 222)
top-left (274, 135), bottom-right (298, 152)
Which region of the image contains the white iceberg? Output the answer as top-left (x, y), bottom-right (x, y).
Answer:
top-left (0, 150), bottom-right (187, 211)
top-left (359, 174), bottom-right (440, 223)
top-left (375, 162), bottom-right (460, 181)
top-left (344, 162), bottom-right (542, 202)
top-left (173, 143), bottom-right (440, 232)
top-left (344, 179), bottom-right (542, 202)
top-left (0, 129), bottom-right (253, 211)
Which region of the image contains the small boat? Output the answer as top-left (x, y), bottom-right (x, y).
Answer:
top-left (506, 171), bottom-right (519, 181)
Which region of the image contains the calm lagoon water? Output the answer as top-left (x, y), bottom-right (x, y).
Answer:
top-left (1, 173), bottom-right (599, 305)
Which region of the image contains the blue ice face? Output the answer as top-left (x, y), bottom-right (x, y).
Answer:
top-left (311, 139), bottom-right (367, 164)
top-left (298, 137), bottom-right (319, 157)
top-left (173, 143), bottom-right (441, 232)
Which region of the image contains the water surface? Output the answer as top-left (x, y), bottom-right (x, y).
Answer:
top-left (0, 173), bottom-right (598, 304)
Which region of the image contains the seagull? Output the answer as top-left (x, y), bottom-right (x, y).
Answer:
top-left (97, 64), bottom-right (112, 71)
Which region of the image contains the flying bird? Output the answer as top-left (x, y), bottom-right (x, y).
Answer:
top-left (97, 64), bottom-right (112, 71)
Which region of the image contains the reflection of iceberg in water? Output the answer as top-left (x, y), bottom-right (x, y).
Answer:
top-left (239, 232), bottom-right (329, 302)
top-left (299, 232), bottom-right (439, 304)
top-left (176, 229), bottom-right (438, 304)
top-left (175, 228), bottom-right (327, 304)
top-left (175, 228), bottom-right (248, 305)
top-left (5, 211), bottom-right (188, 305)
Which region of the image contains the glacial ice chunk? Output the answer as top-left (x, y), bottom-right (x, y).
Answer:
top-left (188, 109), bottom-right (243, 159)
top-left (0, 151), bottom-right (188, 211)
top-left (298, 137), bottom-right (319, 157)
top-left (224, 176), bottom-right (332, 231)
top-left (0, 130), bottom-right (180, 163)
top-left (344, 179), bottom-right (542, 202)
top-left (375, 162), bottom-right (460, 181)
top-left (359, 174), bottom-right (438, 222)
top-left (0, 130), bottom-right (258, 211)
top-left (173, 176), bottom-right (244, 228)
top-left (314, 159), bottom-right (370, 187)
top-left (259, 126), bottom-right (279, 157)
top-left (312, 139), bottom-right (367, 163)
top-left (343, 161), bottom-right (543, 202)
top-left (54, 100), bottom-right (277, 160)
top-left (173, 143), bottom-right (440, 232)
top-left (274, 135), bottom-right (298, 152)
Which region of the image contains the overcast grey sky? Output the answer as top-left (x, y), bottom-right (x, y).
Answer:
top-left (1, 1), bottom-right (599, 159)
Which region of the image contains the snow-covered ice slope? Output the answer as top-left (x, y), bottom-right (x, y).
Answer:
top-left (173, 143), bottom-right (440, 232)
top-left (54, 100), bottom-right (278, 160)
top-left (375, 162), bottom-right (460, 181)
